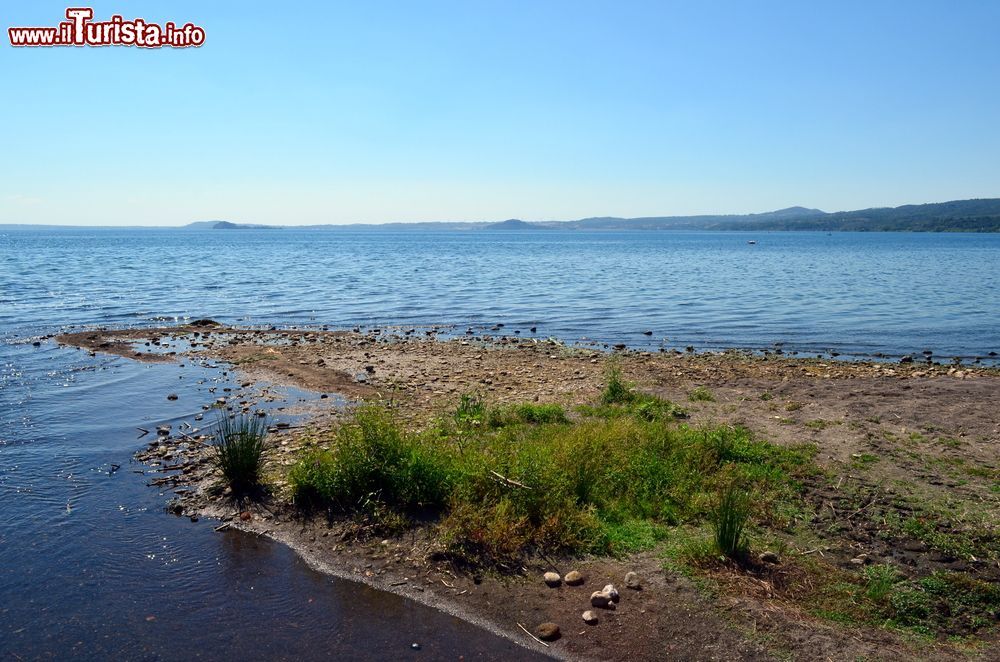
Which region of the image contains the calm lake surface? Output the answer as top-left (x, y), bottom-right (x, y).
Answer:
top-left (2, 227), bottom-right (999, 659)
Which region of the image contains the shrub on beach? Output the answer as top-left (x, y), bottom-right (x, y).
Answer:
top-left (212, 414), bottom-right (270, 493)
top-left (289, 405), bottom-right (455, 513)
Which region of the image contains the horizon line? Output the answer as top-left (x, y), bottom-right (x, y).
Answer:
top-left (3, 196), bottom-right (999, 229)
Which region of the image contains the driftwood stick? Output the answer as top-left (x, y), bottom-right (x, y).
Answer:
top-left (847, 493), bottom-right (878, 520)
top-left (489, 470), bottom-right (532, 490)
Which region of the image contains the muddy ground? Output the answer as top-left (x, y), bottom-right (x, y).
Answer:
top-left (57, 323), bottom-right (1000, 661)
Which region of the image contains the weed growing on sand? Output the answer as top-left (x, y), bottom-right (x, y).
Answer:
top-left (452, 395), bottom-right (568, 429)
top-left (212, 414), bottom-right (270, 493)
top-left (593, 363), bottom-right (689, 419)
top-left (688, 386), bottom-right (716, 402)
top-left (454, 393), bottom-right (488, 427)
top-left (602, 363), bottom-right (635, 404)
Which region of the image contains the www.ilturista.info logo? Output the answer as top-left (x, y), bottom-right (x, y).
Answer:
top-left (8, 7), bottom-right (205, 48)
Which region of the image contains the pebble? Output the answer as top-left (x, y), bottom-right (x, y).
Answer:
top-left (564, 570), bottom-right (585, 586)
top-left (624, 571), bottom-right (641, 590)
top-left (759, 551), bottom-right (781, 565)
top-left (602, 584), bottom-right (620, 603)
top-left (590, 591), bottom-right (612, 608)
top-left (534, 622), bottom-right (560, 641)
top-left (167, 393), bottom-right (178, 401)
top-left (582, 610), bottom-right (599, 625)
top-left (543, 571), bottom-right (562, 587)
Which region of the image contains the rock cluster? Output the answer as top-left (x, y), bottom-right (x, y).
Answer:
top-left (535, 570), bottom-right (645, 641)
top-left (591, 583), bottom-right (620, 607)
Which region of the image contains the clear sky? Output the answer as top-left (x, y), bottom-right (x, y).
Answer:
top-left (2, 1), bottom-right (999, 226)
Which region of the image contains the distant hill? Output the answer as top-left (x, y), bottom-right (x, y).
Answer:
top-left (183, 221), bottom-right (280, 230)
top-left (485, 219), bottom-right (544, 230)
top-left (706, 199), bottom-right (1000, 232)
top-left (60, 197), bottom-right (989, 233)
top-left (545, 199), bottom-right (1000, 232)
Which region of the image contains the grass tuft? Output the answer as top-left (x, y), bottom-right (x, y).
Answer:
top-left (602, 363), bottom-right (635, 404)
top-left (212, 414), bottom-right (270, 493)
top-left (688, 386), bottom-right (716, 402)
top-left (713, 481), bottom-right (752, 560)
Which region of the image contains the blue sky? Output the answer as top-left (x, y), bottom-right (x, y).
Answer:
top-left (2, 1), bottom-right (999, 226)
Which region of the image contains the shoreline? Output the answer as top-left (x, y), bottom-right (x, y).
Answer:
top-left (58, 323), bottom-right (1000, 661)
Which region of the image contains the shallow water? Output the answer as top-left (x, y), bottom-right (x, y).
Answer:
top-left (0, 341), bottom-right (547, 660)
top-left (2, 227), bottom-right (999, 659)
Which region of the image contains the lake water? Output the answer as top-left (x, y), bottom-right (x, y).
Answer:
top-left (4, 228), bottom-right (999, 360)
top-left (2, 227), bottom-right (999, 659)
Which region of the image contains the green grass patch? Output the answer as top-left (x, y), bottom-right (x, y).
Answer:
top-left (452, 393), bottom-right (569, 429)
top-left (859, 565), bottom-right (1000, 636)
top-left (851, 453), bottom-right (880, 468)
top-left (289, 405), bottom-right (456, 513)
top-left (288, 391), bottom-right (812, 568)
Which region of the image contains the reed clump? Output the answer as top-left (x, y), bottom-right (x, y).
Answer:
top-left (212, 414), bottom-right (270, 493)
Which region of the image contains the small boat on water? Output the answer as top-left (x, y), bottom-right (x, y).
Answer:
top-left (747, 240), bottom-right (757, 245)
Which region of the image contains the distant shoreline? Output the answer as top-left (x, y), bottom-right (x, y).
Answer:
top-left (4, 196), bottom-right (1000, 232)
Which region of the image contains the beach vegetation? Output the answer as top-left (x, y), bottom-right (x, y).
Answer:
top-left (212, 414), bottom-right (270, 493)
top-left (712, 482), bottom-right (752, 560)
top-left (601, 362), bottom-right (635, 404)
top-left (688, 386), bottom-right (716, 402)
top-left (279, 371), bottom-right (1000, 643)
top-left (288, 389), bottom-right (813, 567)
